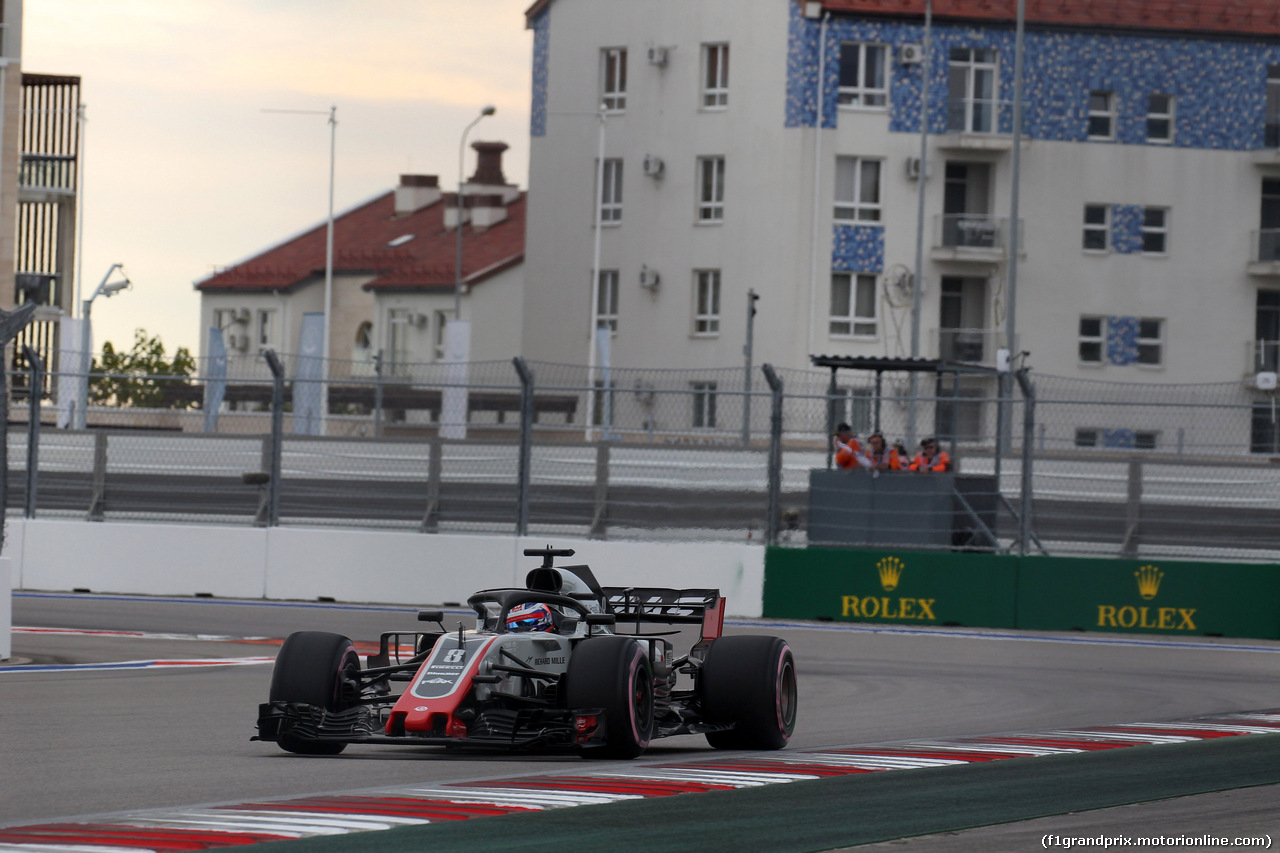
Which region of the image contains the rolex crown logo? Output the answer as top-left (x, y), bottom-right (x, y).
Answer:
top-left (877, 556), bottom-right (904, 592)
top-left (1135, 564), bottom-right (1164, 600)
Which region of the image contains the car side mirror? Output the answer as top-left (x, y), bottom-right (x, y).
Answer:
top-left (417, 610), bottom-right (444, 623)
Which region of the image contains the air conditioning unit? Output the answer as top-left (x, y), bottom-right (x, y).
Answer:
top-left (647, 46), bottom-right (669, 66)
top-left (639, 265), bottom-right (661, 290)
top-left (905, 157), bottom-right (931, 180)
top-left (234, 307), bottom-right (251, 323)
top-left (410, 312), bottom-right (429, 328)
top-left (898, 43), bottom-right (924, 64)
top-left (227, 333), bottom-right (249, 352)
top-left (643, 154), bottom-right (665, 177)
top-left (1257, 371), bottom-right (1278, 391)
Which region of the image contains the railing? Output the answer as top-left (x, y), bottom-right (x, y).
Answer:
top-left (934, 214), bottom-right (1022, 252)
top-left (19, 154), bottom-right (77, 192)
top-left (1252, 228), bottom-right (1280, 264)
top-left (933, 328), bottom-right (1014, 365)
top-left (945, 97), bottom-right (1015, 136)
top-left (1247, 340), bottom-right (1280, 374)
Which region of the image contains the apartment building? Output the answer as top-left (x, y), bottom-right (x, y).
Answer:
top-left (520, 0), bottom-right (1280, 448)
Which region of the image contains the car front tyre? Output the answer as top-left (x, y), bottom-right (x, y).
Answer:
top-left (565, 636), bottom-right (655, 759)
top-left (268, 631), bottom-right (360, 755)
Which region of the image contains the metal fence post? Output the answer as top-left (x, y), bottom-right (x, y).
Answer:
top-left (422, 437), bottom-right (441, 533)
top-left (762, 364), bottom-right (784, 546)
top-left (0, 305), bottom-right (35, 552)
top-left (1121, 456), bottom-right (1143, 559)
top-left (373, 350), bottom-right (384, 438)
top-left (513, 357), bottom-right (534, 536)
top-left (88, 432), bottom-right (107, 521)
top-left (263, 350), bottom-right (285, 527)
top-left (1014, 367), bottom-right (1036, 556)
top-left (591, 443), bottom-right (610, 539)
top-left (24, 347), bottom-right (42, 519)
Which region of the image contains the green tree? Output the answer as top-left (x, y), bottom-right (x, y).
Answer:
top-left (90, 329), bottom-right (198, 409)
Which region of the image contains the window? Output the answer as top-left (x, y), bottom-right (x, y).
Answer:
top-left (834, 157), bottom-right (882, 223)
top-left (693, 270), bottom-right (721, 335)
top-left (1077, 428), bottom-right (1157, 449)
top-left (256, 309), bottom-right (276, 348)
top-left (599, 158), bottom-right (622, 224)
top-left (602, 48), bottom-right (627, 112)
top-left (947, 48), bottom-right (998, 133)
top-left (1136, 318), bottom-right (1163, 366)
top-left (595, 270), bottom-right (619, 332)
top-left (838, 42), bottom-right (887, 108)
top-left (1141, 208), bottom-right (1167, 254)
top-left (702, 43), bottom-right (729, 108)
top-left (1252, 401), bottom-right (1280, 453)
top-left (1134, 431), bottom-right (1158, 450)
top-left (1074, 429), bottom-right (1099, 448)
top-left (829, 273), bottom-right (878, 337)
top-left (212, 308), bottom-right (238, 331)
top-left (387, 308), bottom-right (411, 370)
top-left (1078, 316), bottom-right (1104, 363)
top-left (691, 381), bottom-right (717, 428)
top-left (1266, 66), bottom-right (1280, 148)
top-left (697, 156), bottom-right (725, 222)
top-left (1083, 204), bottom-right (1109, 251)
top-left (1147, 94), bottom-right (1174, 143)
top-left (1088, 90), bottom-right (1114, 140)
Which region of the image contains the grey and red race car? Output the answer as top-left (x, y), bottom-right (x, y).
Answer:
top-left (255, 547), bottom-right (797, 758)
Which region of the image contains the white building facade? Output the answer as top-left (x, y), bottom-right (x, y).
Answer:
top-left (520, 0), bottom-right (1280, 450)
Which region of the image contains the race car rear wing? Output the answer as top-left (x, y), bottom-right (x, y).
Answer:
top-left (602, 586), bottom-right (725, 641)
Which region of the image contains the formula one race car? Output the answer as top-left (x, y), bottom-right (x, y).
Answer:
top-left (255, 547), bottom-right (797, 758)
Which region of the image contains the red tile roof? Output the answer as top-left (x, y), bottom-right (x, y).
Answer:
top-left (196, 187), bottom-right (525, 294)
top-left (818, 0), bottom-right (1280, 37)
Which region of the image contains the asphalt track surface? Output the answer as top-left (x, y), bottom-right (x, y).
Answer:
top-left (3, 592), bottom-right (1280, 851)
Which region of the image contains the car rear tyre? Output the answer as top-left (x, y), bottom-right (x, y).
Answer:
top-left (269, 631), bottom-right (361, 755)
top-left (565, 636), bottom-right (654, 759)
top-left (700, 635), bottom-right (797, 750)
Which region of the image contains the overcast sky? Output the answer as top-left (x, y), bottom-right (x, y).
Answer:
top-left (23, 0), bottom-right (534, 357)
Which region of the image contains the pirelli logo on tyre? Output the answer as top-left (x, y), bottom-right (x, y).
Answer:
top-left (840, 556), bottom-right (938, 622)
top-left (1096, 564), bottom-right (1197, 632)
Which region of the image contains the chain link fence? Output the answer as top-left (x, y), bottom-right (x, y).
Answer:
top-left (6, 350), bottom-right (1279, 561)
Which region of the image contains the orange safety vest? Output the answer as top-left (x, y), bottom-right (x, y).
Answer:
top-left (835, 438), bottom-right (863, 469)
top-left (909, 450), bottom-right (951, 472)
top-left (864, 447), bottom-right (901, 471)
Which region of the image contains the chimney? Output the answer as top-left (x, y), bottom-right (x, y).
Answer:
top-left (394, 174), bottom-right (441, 215)
top-left (465, 141), bottom-right (520, 204)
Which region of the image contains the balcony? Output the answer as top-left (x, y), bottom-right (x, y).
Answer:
top-left (931, 327), bottom-right (1015, 366)
top-left (1247, 229), bottom-right (1280, 277)
top-left (938, 98), bottom-right (1022, 151)
top-left (1247, 340), bottom-right (1280, 376)
top-left (19, 154), bottom-right (77, 203)
top-left (931, 214), bottom-right (1023, 264)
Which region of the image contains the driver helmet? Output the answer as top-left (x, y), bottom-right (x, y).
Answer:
top-left (506, 602), bottom-right (557, 633)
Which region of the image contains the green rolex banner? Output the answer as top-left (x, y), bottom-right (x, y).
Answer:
top-left (763, 547), bottom-right (1019, 628)
top-left (1016, 556), bottom-right (1280, 638)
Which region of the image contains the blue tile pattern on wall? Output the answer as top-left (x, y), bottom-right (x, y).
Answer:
top-left (785, 6), bottom-right (1280, 149)
top-left (530, 9), bottom-right (550, 137)
top-left (832, 225), bottom-right (885, 273)
top-left (1107, 316), bottom-right (1140, 365)
top-left (1111, 205), bottom-right (1145, 255)
top-left (1102, 428), bottom-right (1136, 449)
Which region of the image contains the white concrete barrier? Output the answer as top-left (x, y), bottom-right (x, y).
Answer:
top-left (5, 520), bottom-right (767, 617)
top-left (1, 557), bottom-right (11, 660)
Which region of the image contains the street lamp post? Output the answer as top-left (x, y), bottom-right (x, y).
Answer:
top-left (455, 105), bottom-right (496, 320)
top-left (76, 263), bottom-right (131, 429)
top-left (263, 105), bottom-right (337, 435)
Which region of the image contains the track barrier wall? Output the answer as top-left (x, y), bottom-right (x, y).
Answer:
top-left (3, 520), bottom-right (766, 618)
top-left (763, 546), bottom-right (1280, 640)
